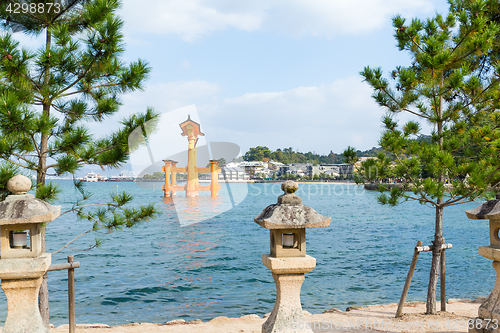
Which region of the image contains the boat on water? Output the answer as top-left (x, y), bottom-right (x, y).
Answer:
top-left (107, 173), bottom-right (135, 182)
top-left (80, 172), bottom-right (107, 182)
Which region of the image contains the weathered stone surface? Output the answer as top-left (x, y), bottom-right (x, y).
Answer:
top-left (255, 181), bottom-right (330, 229)
top-left (256, 181), bottom-right (328, 333)
top-left (477, 261), bottom-right (500, 324)
top-left (0, 193), bottom-right (60, 225)
top-left (0, 254), bottom-right (51, 279)
top-left (255, 205), bottom-right (330, 229)
top-left (7, 175), bottom-right (32, 195)
top-left (466, 199), bottom-right (500, 220)
top-left (479, 246), bottom-right (500, 261)
top-left (189, 319), bottom-right (203, 324)
top-left (262, 254), bottom-right (316, 274)
top-left (277, 193), bottom-right (302, 205)
top-left (2, 277), bottom-right (48, 333)
top-left (0, 176), bottom-right (56, 333)
top-left (262, 273), bottom-right (312, 333)
top-left (281, 181), bottom-right (299, 194)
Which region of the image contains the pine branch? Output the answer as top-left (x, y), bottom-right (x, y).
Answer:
top-left (393, 153), bottom-right (435, 205)
top-left (51, 228), bottom-right (93, 255)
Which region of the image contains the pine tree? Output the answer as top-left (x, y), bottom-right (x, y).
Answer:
top-left (361, 0), bottom-right (500, 314)
top-left (0, 0), bottom-right (159, 325)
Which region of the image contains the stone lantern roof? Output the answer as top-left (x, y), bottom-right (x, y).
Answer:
top-left (465, 198), bottom-right (500, 220)
top-left (0, 175), bottom-right (60, 225)
top-left (254, 180), bottom-right (331, 229)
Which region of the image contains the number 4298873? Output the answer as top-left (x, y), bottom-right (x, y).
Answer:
top-left (6, 2), bottom-right (62, 14)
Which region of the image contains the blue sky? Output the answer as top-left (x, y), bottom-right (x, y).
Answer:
top-left (14, 0), bottom-right (452, 171)
top-left (108, 0), bottom-right (451, 157)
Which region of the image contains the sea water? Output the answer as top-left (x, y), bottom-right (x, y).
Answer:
top-left (0, 181), bottom-right (493, 326)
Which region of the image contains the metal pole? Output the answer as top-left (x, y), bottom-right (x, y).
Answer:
top-left (68, 255), bottom-right (75, 333)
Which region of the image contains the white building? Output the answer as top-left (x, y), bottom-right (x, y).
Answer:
top-left (219, 166), bottom-right (249, 181)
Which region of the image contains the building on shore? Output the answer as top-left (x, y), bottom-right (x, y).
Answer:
top-left (199, 166), bottom-right (249, 181)
top-left (219, 166), bottom-right (249, 181)
top-left (239, 161), bottom-right (266, 177)
top-left (277, 163), bottom-right (353, 178)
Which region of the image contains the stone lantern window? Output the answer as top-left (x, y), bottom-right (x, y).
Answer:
top-left (0, 175), bottom-right (60, 259)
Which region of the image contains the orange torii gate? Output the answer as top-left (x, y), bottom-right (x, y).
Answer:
top-left (161, 115), bottom-right (221, 198)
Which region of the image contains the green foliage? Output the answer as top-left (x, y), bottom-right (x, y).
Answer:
top-left (58, 180), bottom-right (159, 252)
top-left (205, 157), bottom-right (226, 167)
top-left (143, 172), bottom-right (165, 180)
top-left (0, 162), bottom-right (18, 200)
top-left (0, 1), bottom-right (160, 250)
top-left (244, 146), bottom-right (271, 161)
top-left (342, 146), bottom-right (359, 165)
top-left (0, 0), bottom-right (159, 195)
top-left (244, 146), bottom-right (382, 164)
top-left (360, 0), bottom-right (500, 313)
top-left (360, 0), bottom-right (500, 206)
top-left (35, 181), bottom-right (61, 203)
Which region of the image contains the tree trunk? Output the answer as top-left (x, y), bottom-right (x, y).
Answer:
top-left (426, 203), bottom-right (443, 314)
top-left (38, 134), bottom-right (50, 328)
top-left (427, 75), bottom-right (444, 314)
top-left (38, 27), bottom-right (52, 329)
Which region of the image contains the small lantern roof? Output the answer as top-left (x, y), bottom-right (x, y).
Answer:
top-left (466, 198), bottom-right (500, 220)
top-left (179, 115), bottom-right (204, 138)
top-left (254, 181), bottom-right (331, 229)
top-left (0, 175), bottom-right (60, 225)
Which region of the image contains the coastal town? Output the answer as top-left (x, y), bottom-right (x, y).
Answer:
top-left (74, 159), bottom-right (364, 182)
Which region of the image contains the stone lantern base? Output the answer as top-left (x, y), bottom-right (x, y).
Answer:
top-left (262, 255), bottom-right (316, 333)
top-left (0, 254), bottom-right (51, 333)
top-left (469, 247), bottom-right (500, 333)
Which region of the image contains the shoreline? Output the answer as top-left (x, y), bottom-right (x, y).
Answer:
top-left (57, 179), bottom-right (361, 185)
top-left (47, 299), bottom-right (483, 333)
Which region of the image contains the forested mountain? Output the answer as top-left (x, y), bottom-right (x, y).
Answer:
top-left (243, 146), bottom-right (383, 164)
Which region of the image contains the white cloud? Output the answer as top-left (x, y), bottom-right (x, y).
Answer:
top-left (120, 0), bottom-right (265, 42)
top-left (120, 0), bottom-right (438, 41)
top-left (90, 77), bottom-right (434, 156)
top-left (122, 80), bottom-right (221, 115)
top-left (200, 77), bottom-right (386, 153)
top-left (87, 80), bottom-right (221, 137)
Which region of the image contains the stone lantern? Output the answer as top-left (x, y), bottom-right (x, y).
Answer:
top-left (465, 195), bottom-right (500, 333)
top-left (255, 181), bottom-right (330, 333)
top-left (0, 175), bottom-right (60, 333)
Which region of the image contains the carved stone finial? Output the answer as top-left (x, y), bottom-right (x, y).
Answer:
top-left (278, 181), bottom-right (301, 205)
top-left (6, 175), bottom-right (32, 195)
top-left (281, 180), bottom-right (298, 194)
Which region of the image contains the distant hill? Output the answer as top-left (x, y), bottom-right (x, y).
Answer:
top-left (243, 146), bottom-right (383, 164)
